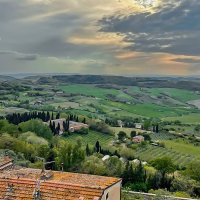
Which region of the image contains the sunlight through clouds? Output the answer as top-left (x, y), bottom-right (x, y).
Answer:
top-left (0, 0), bottom-right (199, 75)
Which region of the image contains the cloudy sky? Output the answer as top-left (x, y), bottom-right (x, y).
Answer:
top-left (0, 0), bottom-right (200, 76)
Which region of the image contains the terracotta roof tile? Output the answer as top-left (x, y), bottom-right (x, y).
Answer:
top-left (0, 168), bottom-right (121, 200)
top-left (0, 157), bottom-right (13, 171)
top-left (0, 178), bottom-right (103, 200)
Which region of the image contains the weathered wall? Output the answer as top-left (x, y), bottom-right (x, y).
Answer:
top-left (101, 181), bottom-right (122, 200)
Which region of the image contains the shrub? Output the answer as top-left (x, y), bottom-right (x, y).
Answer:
top-left (19, 119), bottom-right (53, 140)
top-left (19, 132), bottom-right (48, 145)
top-left (75, 128), bottom-right (89, 135)
top-left (174, 191), bottom-right (190, 198)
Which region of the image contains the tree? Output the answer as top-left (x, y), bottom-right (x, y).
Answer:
top-left (51, 113), bottom-right (54, 120)
top-left (57, 123), bottom-right (60, 132)
top-left (151, 157), bottom-right (176, 185)
top-left (130, 130), bottom-right (137, 138)
top-left (143, 120), bottom-right (151, 131)
top-left (185, 162), bottom-right (200, 182)
top-left (46, 149), bottom-right (55, 170)
top-left (194, 125), bottom-right (200, 133)
top-left (52, 122), bottom-right (56, 134)
top-left (118, 131), bottom-right (127, 141)
top-left (121, 162), bottom-right (134, 185)
top-left (63, 121), bottom-right (67, 131)
top-left (105, 156), bottom-right (123, 177)
top-left (134, 161), bottom-right (146, 183)
top-left (54, 123), bottom-right (60, 136)
top-left (37, 145), bottom-right (50, 160)
top-left (82, 118), bottom-right (86, 124)
top-left (95, 141), bottom-right (101, 153)
top-left (86, 144), bottom-right (91, 156)
top-left (81, 156), bottom-right (107, 176)
top-left (56, 113), bottom-right (60, 119)
top-left (155, 125), bottom-right (159, 133)
top-left (46, 112), bottom-right (50, 122)
top-left (55, 141), bottom-right (85, 171)
top-left (143, 133), bottom-right (151, 141)
top-left (75, 128), bottom-right (89, 135)
top-left (89, 121), bottom-right (112, 135)
top-left (19, 119), bottom-right (53, 140)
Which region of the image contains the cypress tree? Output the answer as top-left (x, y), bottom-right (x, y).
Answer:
top-left (82, 118), bottom-right (86, 124)
top-left (95, 141), bottom-right (100, 153)
top-left (51, 112), bottom-right (54, 120)
top-left (57, 123), bottom-right (60, 132)
top-left (56, 113), bottom-right (60, 119)
top-left (52, 121), bottom-right (56, 133)
top-left (46, 111), bottom-right (50, 122)
top-left (156, 125), bottom-right (159, 133)
top-left (86, 144), bottom-right (90, 156)
top-left (49, 120), bottom-right (53, 132)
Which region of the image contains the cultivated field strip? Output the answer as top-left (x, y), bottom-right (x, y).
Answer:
top-left (135, 146), bottom-right (199, 166)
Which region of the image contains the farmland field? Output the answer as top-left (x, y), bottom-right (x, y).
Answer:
top-left (0, 107), bottom-right (29, 116)
top-left (164, 139), bottom-right (200, 158)
top-left (102, 101), bottom-right (196, 118)
top-left (127, 87), bottom-right (200, 102)
top-left (64, 130), bottom-right (114, 147)
top-left (148, 88), bottom-right (200, 102)
top-left (163, 113), bottom-right (200, 124)
top-left (150, 132), bottom-right (176, 141)
top-left (59, 84), bottom-right (119, 99)
top-left (135, 144), bottom-right (199, 166)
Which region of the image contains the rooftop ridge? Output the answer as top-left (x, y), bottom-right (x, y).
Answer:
top-left (0, 177), bottom-right (105, 190)
top-left (0, 168), bottom-right (121, 189)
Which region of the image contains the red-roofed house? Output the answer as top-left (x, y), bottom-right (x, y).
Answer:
top-left (0, 168), bottom-right (122, 200)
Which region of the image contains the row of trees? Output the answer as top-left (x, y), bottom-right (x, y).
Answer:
top-left (6, 112), bottom-right (86, 125)
top-left (49, 120), bottom-right (70, 135)
top-left (49, 115), bottom-right (87, 135)
top-left (6, 112), bottom-right (87, 136)
top-left (6, 111), bottom-right (60, 125)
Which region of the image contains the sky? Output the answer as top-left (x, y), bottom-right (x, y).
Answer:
top-left (0, 0), bottom-right (200, 76)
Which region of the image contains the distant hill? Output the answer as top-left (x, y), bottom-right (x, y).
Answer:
top-left (0, 75), bottom-right (17, 82)
top-left (34, 75), bottom-right (200, 91)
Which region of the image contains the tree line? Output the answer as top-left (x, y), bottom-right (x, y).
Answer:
top-left (6, 112), bottom-right (86, 126)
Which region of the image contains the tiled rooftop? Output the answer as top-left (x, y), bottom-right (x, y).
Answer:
top-left (0, 178), bottom-right (103, 200)
top-left (0, 156), bottom-right (12, 166)
top-left (0, 168), bottom-right (121, 200)
top-left (0, 156), bottom-right (13, 171)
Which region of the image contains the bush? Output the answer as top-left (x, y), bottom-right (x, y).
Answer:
top-left (29, 161), bottom-right (43, 169)
top-left (75, 128), bottom-right (89, 135)
top-left (130, 182), bottom-right (149, 192)
top-left (158, 142), bottom-right (165, 148)
top-left (174, 191), bottom-right (190, 198)
top-left (19, 132), bottom-right (48, 145)
top-left (0, 120), bottom-right (18, 135)
top-left (89, 121), bottom-right (113, 135)
top-left (19, 119), bottom-right (53, 140)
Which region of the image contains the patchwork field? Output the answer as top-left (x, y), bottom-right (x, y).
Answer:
top-left (1, 77), bottom-right (200, 169)
top-left (64, 130), bottom-right (114, 147)
top-left (59, 84), bottom-right (119, 99)
top-left (2, 81), bottom-right (200, 121)
top-left (0, 107), bottom-right (29, 116)
top-left (135, 143), bottom-right (199, 167)
top-left (103, 101), bottom-right (196, 118)
top-left (188, 99), bottom-right (200, 109)
top-left (163, 113), bottom-right (200, 124)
